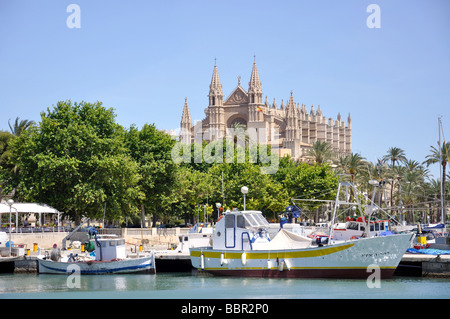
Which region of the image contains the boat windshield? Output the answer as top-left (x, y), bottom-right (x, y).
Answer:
top-left (243, 213), bottom-right (269, 229)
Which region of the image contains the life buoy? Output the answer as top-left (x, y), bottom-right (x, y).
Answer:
top-left (351, 236), bottom-right (358, 240)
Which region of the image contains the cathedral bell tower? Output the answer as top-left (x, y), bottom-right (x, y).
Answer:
top-left (247, 59), bottom-right (267, 142)
top-left (207, 62), bottom-right (225, 140)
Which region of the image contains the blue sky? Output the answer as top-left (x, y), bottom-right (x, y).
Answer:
top-left (1, 0), bottom-right (449, 179)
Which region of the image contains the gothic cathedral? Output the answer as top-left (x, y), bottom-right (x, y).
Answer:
top-left (180, 61), bottom-right (351, 160)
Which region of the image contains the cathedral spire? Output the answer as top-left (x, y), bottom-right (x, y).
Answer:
top-left (209, 62), bottom-right (223, 106)
top-left (248, 60), bottom-right (262, 104)
top-left (210, 63), bottom-right (222, 92)
top-left (180, 97), bottom-right (192, 143)
top-left (181, 97), bottom-right (191, 123)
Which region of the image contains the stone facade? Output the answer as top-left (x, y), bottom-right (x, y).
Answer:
top-left (180, 61), bottom-right (352, 160)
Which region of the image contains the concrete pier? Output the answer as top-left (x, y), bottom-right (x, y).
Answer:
top-left (397, 253), bottom-right (450, 278)
top-left (154, 251), bottom-right (192, 272)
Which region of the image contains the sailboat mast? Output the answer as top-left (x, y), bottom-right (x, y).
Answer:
top-left (438, 117), bottom-right (445, 228)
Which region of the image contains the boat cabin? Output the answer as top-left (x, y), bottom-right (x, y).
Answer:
top-left (333, 217), bottom-right (391, 241)
top-left (212, 210), bottom-right (271, 250)
top-left (91, 235), bottom-right (126, 261)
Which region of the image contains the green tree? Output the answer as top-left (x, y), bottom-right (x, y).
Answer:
top-left (8, 100), bottom-right (143, 224)
top-left (125, 123), bottom-right (177, 226)
top-left (283, 162), bottom-right (338, 210)
top-left (172, 166), bottom-right (214, 224)
top-left (0, 131), bottom-right (14, 173)
top-left (207, 162), bottom-right (290, 221)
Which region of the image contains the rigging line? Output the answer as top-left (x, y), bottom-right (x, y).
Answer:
top-left (292, 188), bottom-right (336, 199)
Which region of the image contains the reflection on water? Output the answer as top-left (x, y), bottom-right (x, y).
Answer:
top-left (1, 272), bottom-right (449, 299)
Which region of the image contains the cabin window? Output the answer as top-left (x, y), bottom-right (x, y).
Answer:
top-left (236, 215), bottom-right (246, 228)
top-left (225, 214), bottom-right (235, 228)
top-left (375, 223), bottom-right (380, 231)
top-left (348, 222), bottom-right (359, 230)
top-left (370, 224), bottom-right (374, 231)
top-left (245, 214), bottom-right (259, 226)
top-left (360, 225), bottom-right (365, 231)
top-left (253, 213), bottom-right (269, 227)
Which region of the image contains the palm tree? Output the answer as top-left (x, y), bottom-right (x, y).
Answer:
top-left (306, 140), bottom-right (334, 165)
top-left (423, 141), bottom-right (450, 223)
top-left (337, 153), bottom-right (366, 184)
top-left (382, 147), bottom-right (407, 167)
top-left (382, 147), bottom-right (407, 208)
top-left (8, 117), bottom-right (35, 136)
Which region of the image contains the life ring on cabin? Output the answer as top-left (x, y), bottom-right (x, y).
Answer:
top-left (218, 215), bottom-right (224, 221)
top-left (350, 236), bottom-right (358, 240)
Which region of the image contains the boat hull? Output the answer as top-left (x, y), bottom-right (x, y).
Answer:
top-left (190, 233), bottom-right (413, 279)
top-left (38, 255), bottom-right (156, 275)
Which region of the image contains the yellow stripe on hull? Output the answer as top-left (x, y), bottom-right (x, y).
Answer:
top-left (190, 243), bottom-right (354, 260)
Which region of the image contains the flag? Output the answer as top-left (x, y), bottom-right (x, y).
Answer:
top-left (256, 106), bottom-right (263, 112)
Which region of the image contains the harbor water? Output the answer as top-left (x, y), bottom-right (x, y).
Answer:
top-left (1, 271), bottom-right (449, 299)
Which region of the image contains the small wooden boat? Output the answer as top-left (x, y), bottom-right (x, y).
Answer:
top-left (38, 228), bottom-right (155, 275)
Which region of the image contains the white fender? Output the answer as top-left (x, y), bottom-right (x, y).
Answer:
top-left (267, 260), bottom-right (272, 269)
top-left (220, 253), bottom-right (228, 266)
top-left (200, 253), bottom-right (205, 270)
top-left (241, 252), bottom-right (247, 266)
top-left (279, 260), bottom-right (284, 271)
top-left (284, 258), bottom-right (291, 270)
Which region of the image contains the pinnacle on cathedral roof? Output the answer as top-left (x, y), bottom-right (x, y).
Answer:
top-left (209, 63), bottom-right (223, 95)
top-left (248, 61), bottom-right (262, 93)
top-left (181, 96), bottom-right (192, 126)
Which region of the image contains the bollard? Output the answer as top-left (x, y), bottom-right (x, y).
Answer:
top-left (26, 249), bottom-right (30, 256)
top-left (33, 243), bottom-right (38, 252)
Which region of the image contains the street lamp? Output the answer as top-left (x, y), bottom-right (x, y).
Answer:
top-left (241, 186), bottom-right (248, 211)
top-left (6, 199), bottom-right (14, 256)
top-left (215, 202), bottom-right (221, 222)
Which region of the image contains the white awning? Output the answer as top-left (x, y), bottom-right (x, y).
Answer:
top-left (0, 203), bottom-right (59, 214)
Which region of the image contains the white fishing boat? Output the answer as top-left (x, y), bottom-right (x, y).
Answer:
top-left (190, 209), bottom-right (413, 278)
top-left (190, 181), bottom-right (414, 279)
top-left (38, 228), bottom-right (155, 275)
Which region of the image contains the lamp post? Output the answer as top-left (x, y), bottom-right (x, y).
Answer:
top-left (241, 186), bottom-right (248, 211)
top-left (6, 199), bottom-right (14, 256)
top-left (216, 202), bottom-right (221, 222)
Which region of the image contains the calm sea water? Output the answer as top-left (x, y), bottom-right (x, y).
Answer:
top-left (0, 271), bottom-right (449, 299)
